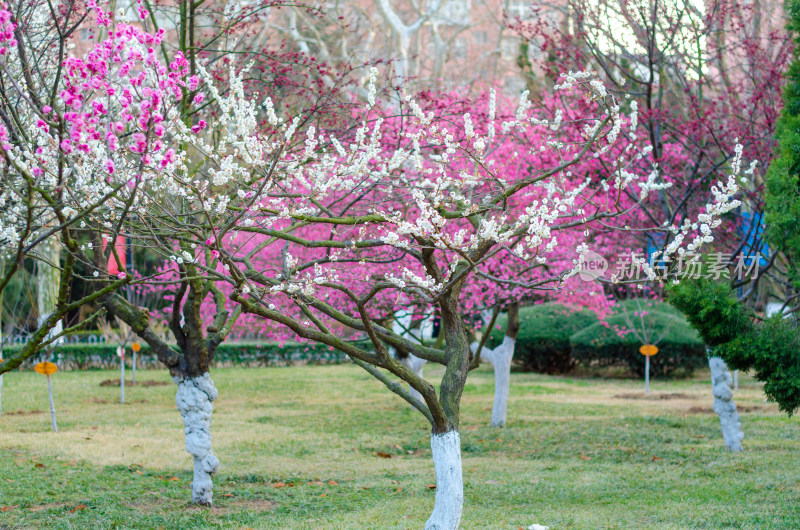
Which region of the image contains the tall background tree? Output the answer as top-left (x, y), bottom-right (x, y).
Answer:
top-left (669, 0), bottom-right (800, 423)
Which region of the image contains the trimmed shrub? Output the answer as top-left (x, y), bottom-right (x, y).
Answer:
top-left (570, 304), bottom-right (706, 377)
top-left (1, 341), bottom-right (356, 370)
top-left (487, 303), bottom-right (597, 374)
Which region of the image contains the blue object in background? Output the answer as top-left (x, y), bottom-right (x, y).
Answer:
top-left (741, 210), bottom-right (769, 267)
top-left (646, 232), bottom-right (666, 266)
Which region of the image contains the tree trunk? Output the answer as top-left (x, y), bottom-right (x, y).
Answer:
top-left (473, 303), bottom-right (519, 427)
top-left (471, 336), bottom-right (515, 427)
top-left (488, 337), bottom-right (514, 428)
top-left (174, 372), bottom-right (220, 505)
top-left (399, 353), bottom-right (427, 402)
top-left (708, 355), bottom-right (744, 452)
top-left (425, 430), bottom-right (463, 530)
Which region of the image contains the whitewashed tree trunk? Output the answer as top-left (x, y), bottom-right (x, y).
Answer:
top-left (471, 336), bottom-right (515, 427)
top-left (425, 430), bottom-right (463, 530)
top-left (174, 372), bottom-right (220, 505)
top-left (708, 355), bottom-right (744, 452)
top-left (399, 354), bottom-right (427, 402)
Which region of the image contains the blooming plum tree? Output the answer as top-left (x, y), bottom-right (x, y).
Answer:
top-left (217, 69), bottom-right (745, 527)
top-left (0, 0), bottom-right (348, 505)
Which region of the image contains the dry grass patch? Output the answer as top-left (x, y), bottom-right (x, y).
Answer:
top-left (0, 364), bottom-right (798, 529)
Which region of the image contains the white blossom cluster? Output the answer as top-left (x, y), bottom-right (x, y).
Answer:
top-left (609, 142), bottom-right (748, 283)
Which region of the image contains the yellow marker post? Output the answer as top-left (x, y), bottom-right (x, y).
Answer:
top-left (117, 346), bottom-right (125, 404)
top-left (639, 345), bottom-right (659, 394)
top-left (131, 342), bottom-right (141, 385)
top-left (34, 362), bottom-right (58, 432)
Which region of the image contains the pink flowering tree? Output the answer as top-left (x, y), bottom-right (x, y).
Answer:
top-left (512, 0), bottom-right (790, 452)
top-left (0, 0), bottom-right (240, 505)
top-left (514, 0), bottom-right (788, 281)
top-left (0, 0), bottom-right (358, 506)
top-left (0, 2), bottom-right (136, 370)
top-left (0, 2), bottom-right (757, 523)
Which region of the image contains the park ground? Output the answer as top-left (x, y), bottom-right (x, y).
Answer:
top-left (0, 364), bottom-right (798, 529)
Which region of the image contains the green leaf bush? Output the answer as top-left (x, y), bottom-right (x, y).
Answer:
top-left (486, 303), bottom-right (597, 374)
top-left (669, 279), bottom-right (800, 415)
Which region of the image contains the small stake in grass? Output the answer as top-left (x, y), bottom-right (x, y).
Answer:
top-left (34, 362), bottom-right (58, 432)
top-left (639, 344), bottom-right (659, 394)
top-left (117, 346), bottom-right (125, 403)
top-left (131, 342), bottom-right (140, 385)
top-left (0, 357), bottom-right (4, 415)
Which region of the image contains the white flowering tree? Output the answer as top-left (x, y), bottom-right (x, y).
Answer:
top-left (0, 0), bottom-right (318, 505)
top-left (216, 69), bottom-right (745, 527)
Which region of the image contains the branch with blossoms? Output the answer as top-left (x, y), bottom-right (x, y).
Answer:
top-left (202, 63), bottom-right (748, 526)
top-left (207, 65), bottom-right (744, 435)
top-left (0, 0), bottom-right (397, 508)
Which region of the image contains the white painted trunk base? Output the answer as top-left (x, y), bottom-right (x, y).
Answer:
top-left (174, 373), bottom-right (220, 505)
top-left (400, 354), bottom-right (427, 402)
top-left (425, 431), bottom-right (463, 530)
top-left (472, 337), bottom-right (515, 427)
top-left (708, 356), bottom-right (744, 452)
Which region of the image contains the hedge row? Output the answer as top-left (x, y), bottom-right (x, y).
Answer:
top-left (486, 301), bottom-right (707, 376)
top-left (0, 341), bottom-right (354, 370)
top-left (4, 301), bottom-right (706, 376)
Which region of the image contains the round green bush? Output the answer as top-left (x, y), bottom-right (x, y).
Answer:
top-left (487, 303), bottom-right (597, 374)
top-left (570, 301), bottom-right (706, 377)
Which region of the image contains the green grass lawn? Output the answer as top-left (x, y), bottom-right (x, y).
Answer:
top-left (0, 364), bottom-right (798, 529)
